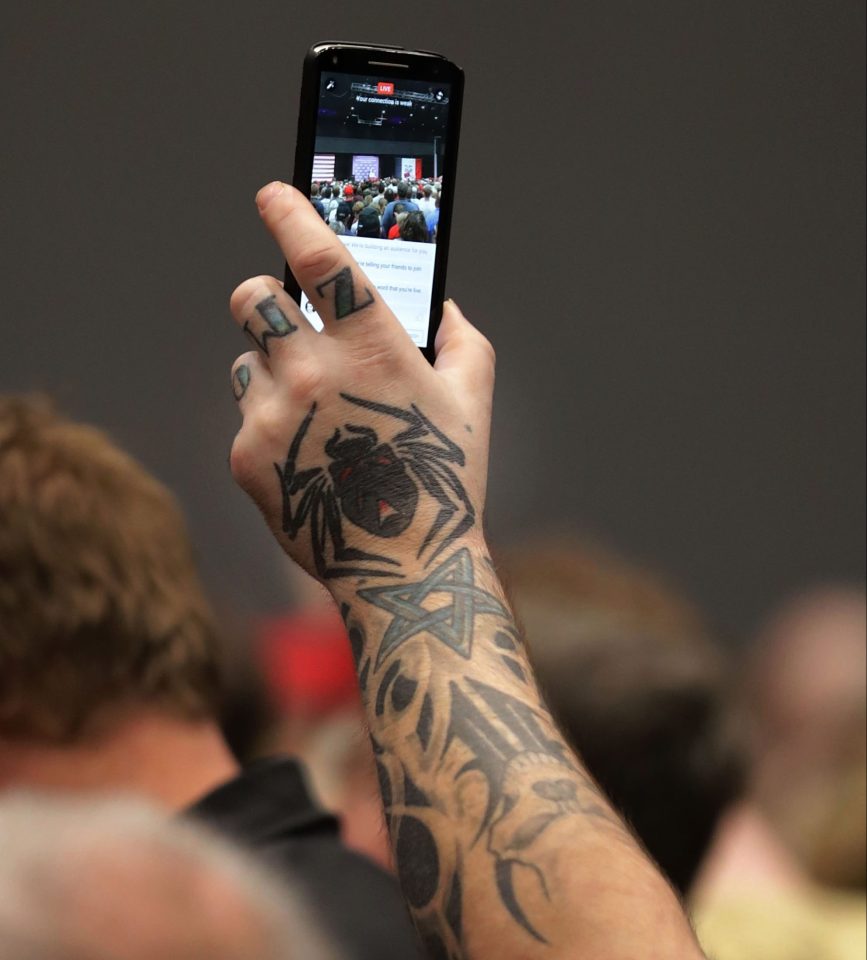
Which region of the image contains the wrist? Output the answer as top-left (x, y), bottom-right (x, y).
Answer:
top-left (323, 533), bottom-right (493, 606)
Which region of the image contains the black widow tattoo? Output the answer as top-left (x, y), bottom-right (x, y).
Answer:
top-left (274, 394), bottom-right (475, 579)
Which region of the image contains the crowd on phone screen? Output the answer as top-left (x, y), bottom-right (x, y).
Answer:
top-left (309, 177), bottom-right (441, 243)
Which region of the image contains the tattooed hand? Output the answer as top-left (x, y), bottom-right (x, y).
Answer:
top-left (229, 183), bottom-right (705, 960)
top-left (229, 183), bottom-right (493, 584)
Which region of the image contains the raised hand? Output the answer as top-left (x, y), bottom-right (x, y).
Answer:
top-left (229, 182), bottom-right (705, 960)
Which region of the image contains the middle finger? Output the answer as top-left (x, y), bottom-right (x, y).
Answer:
top-left (255, 181), bottom-right (409, 344)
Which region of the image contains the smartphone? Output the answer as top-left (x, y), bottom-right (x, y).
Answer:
top-left (286, 41), bottom-right (464, 362)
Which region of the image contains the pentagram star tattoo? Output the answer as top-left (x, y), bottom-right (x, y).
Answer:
top-left (358, 548), bottom-right (509, 668)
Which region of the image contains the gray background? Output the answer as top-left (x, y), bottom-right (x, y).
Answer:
top-left (2, 1), bottom-right (864, 643)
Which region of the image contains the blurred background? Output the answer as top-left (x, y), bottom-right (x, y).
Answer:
top-left (2, 0), bottom-right (864, 643)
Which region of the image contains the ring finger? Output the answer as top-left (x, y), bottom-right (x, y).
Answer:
top-left (230, 351), bottom-right (273, 411)
top-left (230, 275), bottom-right (315, 360)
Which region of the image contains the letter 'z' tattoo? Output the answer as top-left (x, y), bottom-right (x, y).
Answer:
top-left (243, 294), bottom-right (297, 355)
top-left (315, 265), bottom-right (375, 319)
top-left (343, 550), bottom-right (630, 957)
top-left (273, 394), bottom-right (475, 579)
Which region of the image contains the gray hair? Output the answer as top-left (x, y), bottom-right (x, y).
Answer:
top-left (0, 793), bottom-right (341, 960)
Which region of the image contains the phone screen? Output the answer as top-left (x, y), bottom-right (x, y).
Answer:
top-left (299, 71), bottom-right (452, 346)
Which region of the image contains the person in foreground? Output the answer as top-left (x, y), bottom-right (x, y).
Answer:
top-left (0, 793), bottom-right (340, 960)
top-left (228, 180), bottom-right (707, 959)
top-left (0, 395), bottom-right (421, 960)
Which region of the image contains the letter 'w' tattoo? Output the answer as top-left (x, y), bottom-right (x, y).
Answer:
top-left (342, 549), bottom-right (630, 958)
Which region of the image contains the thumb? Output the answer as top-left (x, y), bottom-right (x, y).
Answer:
top-left (433, 300), bottom-right (496, 396)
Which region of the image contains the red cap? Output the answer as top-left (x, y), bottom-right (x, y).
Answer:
top-left (344, 184), bottom-right (355, 196)
top-left (257, 607), bottom-right (358, 716)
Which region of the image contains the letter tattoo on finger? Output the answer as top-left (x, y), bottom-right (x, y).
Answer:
top-left (232, 364), bottom-right (251, 401)
top-left (315, 266), bottom-right (375, 319)
top-left (243, 295), bottom-right (298, 355)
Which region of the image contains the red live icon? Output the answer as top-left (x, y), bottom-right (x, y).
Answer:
top-left (377, 81), bottom-right (394, 95)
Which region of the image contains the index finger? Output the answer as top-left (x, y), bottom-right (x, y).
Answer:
top-left (256, 181), bottom-right (403, 340)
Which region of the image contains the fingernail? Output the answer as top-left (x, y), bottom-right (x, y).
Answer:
top-left (256, 181), bottom-right (286, 211)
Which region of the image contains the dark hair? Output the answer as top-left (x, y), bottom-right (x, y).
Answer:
top-left (396, 182), bottom-right (409, 198)
top-left (399, 211), bottom-right (429, 243)
top-left (502, 542), bottom-right (746, 896)
top-left (356, 207), bottom-right (380, 238)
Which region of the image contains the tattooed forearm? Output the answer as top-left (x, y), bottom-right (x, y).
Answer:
top-left (343, 549), bottom-right (633, 958)
top-left (272, 395), bottom-right (475, 579)
top-left (243, 294), bottom-right (298, 355)
top-left (315, 265), bottom-right (375, 319)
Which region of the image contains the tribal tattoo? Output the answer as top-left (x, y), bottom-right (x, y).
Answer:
top-left (315, 265), bottom-right (375, 319)
top-left (344, 549), bottom-right (629, 957)
top-left (274, 395), bottom-right (475, 579)
top-left (243, 294), bottom-right (298, 355)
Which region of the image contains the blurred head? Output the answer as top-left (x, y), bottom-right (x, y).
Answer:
top-left (0, 396), bottom-right (222, 745)
top-left (501, 540), bottom-right (745, 896)
top-left (747, 586), bottom-right (867, 889)
top-left (399, 211), bottom-right (429, 243)
top-left (396, 182), bottom-right (409, 199)
top-left (0, 793), bottom-right (339, 960)
top-left (356, 207), bottom-right (381, 239)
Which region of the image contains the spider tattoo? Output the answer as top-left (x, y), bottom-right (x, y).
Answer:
top-left (274, 393), bottom-right (475, 579)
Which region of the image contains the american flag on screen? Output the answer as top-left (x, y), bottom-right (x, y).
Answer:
top-left (312, 154), bottom-right (335, 180)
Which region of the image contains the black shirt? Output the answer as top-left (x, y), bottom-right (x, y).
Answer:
top-left (187, 757), bottom-right (422, 960)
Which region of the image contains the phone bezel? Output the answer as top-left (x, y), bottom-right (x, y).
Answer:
top-left (286, 41), bottom-right (464, 363)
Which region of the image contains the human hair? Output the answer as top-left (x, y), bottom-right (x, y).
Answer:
top-left (384, 187), bottom-right (395, 202)
top-left (0, 395), bottom-right (222, 743)
top-left (396, 182), bottom-right (409, 198)
top-left (355, 208), bottom-right (380, 239)
top-left (500, 540), bottom-right (746, 896)
top-left (0, 793), bottom-right (341, 960)
top-left (399, 210), bottom-right (429, 243)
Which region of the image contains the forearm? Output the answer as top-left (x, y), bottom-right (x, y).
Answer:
top-left (230, 183), bottom-right (704, 958)
top-left (333, 538), bottom-right (703, 960)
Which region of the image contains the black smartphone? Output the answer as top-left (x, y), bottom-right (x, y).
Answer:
top-left (286, 41), bottom-right (464, 362)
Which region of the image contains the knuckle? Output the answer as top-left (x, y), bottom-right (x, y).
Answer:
top-left (293, 244), bottom-right (343, 282)
top-left (286, 359), bottom-right (326, 405)
top-left (229, 432), bottom-right (254, 486)
top-left (230, 276), bottom-right (277, 318)
top-left (250, 403), bottom-right (288, 447)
